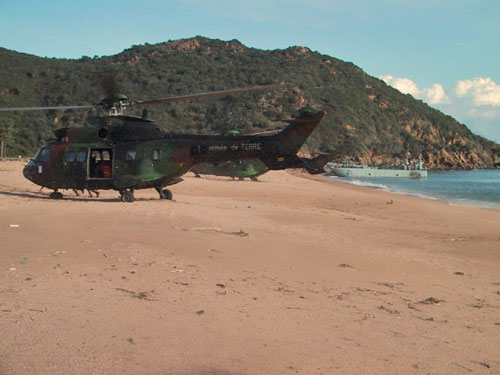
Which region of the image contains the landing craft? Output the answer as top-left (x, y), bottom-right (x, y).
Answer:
top-left (1, 86), bottom-right (327, 202)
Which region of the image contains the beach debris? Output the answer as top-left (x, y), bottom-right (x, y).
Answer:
top-left (9, 224), bottom-right (20, 228)
top-left (170, 269), bottom-right (184, 273)
top-left (418, 297), bottom-right (443, 305)
top-left (208, 248), bottom-right (223, 253)
top-left (417, 316), bottom-right (435, 322)
top-left (277, 285), bottom-right (294, 293)
top-left (51, 250), bottom-right (66, 257)
top-left (376, 281), bottom-right (405, 289)
top-left (339, 263), bottom-right (353, 268)
top-left (8, 268), bottom-right (16, 271)
top-left (386, 200), bottom-right (394, 204)
top-left (216, 283), bottom-right (226, 288)
top-left (472, 361), bottom-right (490, 369)
top-left (126, 338), bottom-right (135, 345)
top-left (115, 288), bottom-right (157, 301)
top-left (196, 310), bottom-right (204, 315)
top-left (469, 304), bottom-right (483, 309)
top-left (28, 308), bottom-right (45, 313)
top-left (20, 258), bottom-right (29, 265)
top-left (454, 271), bottom-right (464, 275)
top-left (407, 303), bottom-right (421, 311)
top-left (377, 305), bottom-right (400, 315)
top-left (183, 227), bottom-right (249, 236)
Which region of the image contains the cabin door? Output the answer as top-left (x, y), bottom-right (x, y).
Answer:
top-left (88, 148), bottom-right (114, 179)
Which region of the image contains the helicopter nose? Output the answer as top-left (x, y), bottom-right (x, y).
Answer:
top-left (23, 161), bottom-right (37, 183)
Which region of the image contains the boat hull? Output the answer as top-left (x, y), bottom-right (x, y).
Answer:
top-left (329, 167), bottom-right (427, 178)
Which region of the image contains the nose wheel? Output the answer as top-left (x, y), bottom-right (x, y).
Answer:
top-left (49, 191), bottom-right (63, 199)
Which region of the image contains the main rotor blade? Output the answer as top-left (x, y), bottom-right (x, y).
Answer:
top-left (134, 84), bottom-right (280, 106)
top-left (0, 105), bottom-right (95, 112)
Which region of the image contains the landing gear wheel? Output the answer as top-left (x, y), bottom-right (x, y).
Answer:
top-left (120, 191), bottom-right (134, 203)
top-left (161, 189), bottom-right (173, 200)
top-left (155, 187), bottom-right (173, 200)
top-left (49, 191), bottom-right (63, 199)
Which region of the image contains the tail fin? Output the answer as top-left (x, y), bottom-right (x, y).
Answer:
top-left (260, 106), bottom-right (326, 170)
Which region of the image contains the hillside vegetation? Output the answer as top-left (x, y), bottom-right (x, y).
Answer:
top-left (1, 36), bottom-right (499, 169)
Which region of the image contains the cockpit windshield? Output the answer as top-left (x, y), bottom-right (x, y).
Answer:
top-left (33, 147), bottom-right (51, 162)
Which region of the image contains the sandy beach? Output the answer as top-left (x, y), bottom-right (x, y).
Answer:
top-left (1, 160), bottom-right (499, 375)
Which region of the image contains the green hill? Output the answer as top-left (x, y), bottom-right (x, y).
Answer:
top-left (1, 36), bottom-right (499, 169)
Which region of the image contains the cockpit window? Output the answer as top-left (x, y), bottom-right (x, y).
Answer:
top-left (77, 150), bottom-right (87, 162)
top-left (65, 151), bottom-right (76, 162)
top-left (34, 147), bottom-right (51, 162)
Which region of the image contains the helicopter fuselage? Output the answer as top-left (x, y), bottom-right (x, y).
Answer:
top-left (23, 108), bottom-right (327, 200)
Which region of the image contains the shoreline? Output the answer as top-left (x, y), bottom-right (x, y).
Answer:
top-left (321, 171), bottom-right (500, 211)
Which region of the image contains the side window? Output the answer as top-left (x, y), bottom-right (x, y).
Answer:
top-left (126, 150), bottom-right (136, 161)
top-left (65, 151), bottom-right (76, 162)
top-left (77, 150), bottom-right (87, 162)
top-left (152, 149), bottom-right (161, 161)
top-left (102, 150), bottom-right (111, 161)
top-left (91, 150), bottom-right (101, 161)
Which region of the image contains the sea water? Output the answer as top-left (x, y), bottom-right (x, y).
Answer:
top-left (325, 169), bottom-right (500, 210)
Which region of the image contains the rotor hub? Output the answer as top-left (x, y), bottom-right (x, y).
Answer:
top-left (98, 94), bottom-right (130, 115)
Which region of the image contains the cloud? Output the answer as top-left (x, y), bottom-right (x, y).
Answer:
top-left (380, 75), bottom-right (419, 96)
top-left (381, 75), bottom-right (500, 143)
top-left (421, 84), bottom-right (449, 105)
top-left (380, 75), bottom-right (449, 105)
top-left (454, 77), bottom-right (500, 107)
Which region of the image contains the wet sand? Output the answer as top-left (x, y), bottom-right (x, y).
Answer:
top-left (1, 160), bottom-right (499, 374)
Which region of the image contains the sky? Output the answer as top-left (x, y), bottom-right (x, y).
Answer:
top-left (1, 0), bottom-right (499, 143)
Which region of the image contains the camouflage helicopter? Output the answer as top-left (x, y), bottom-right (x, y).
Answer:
top-left (191, 159), bottom-right (269, 181)
top-left (191, 152), bottom-right (336, 181)
top-left (1, 85), bottom-right (328, 202)
top-left (190, 128), bottom-right (335, 181)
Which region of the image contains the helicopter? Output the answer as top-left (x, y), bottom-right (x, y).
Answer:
top-left (1, 85), bottom-right (328, 202)
top-left (189, 129), bottom-right (335, 181)
top-left (191, 152), bottom-right (336, 181)
top-left (191, 159), bottom-right (269, 181)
